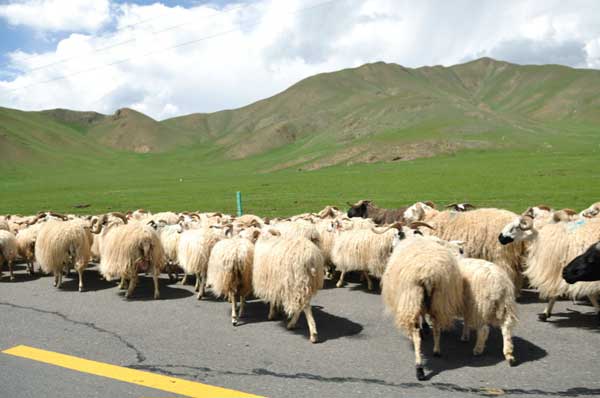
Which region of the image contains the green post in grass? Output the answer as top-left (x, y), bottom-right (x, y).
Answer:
top-left (236, 191), bottom-right (243, 216)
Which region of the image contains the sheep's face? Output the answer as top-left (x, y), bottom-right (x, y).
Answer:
top-left (581, 203), bottom-right (600, 218)
top-left (499, 216), bottom-right (535, 245)
top-left (563, 242), bottom-right (600, 283)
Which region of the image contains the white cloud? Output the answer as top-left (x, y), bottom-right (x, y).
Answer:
top-left (0, 0), bottom-right (111, 32)
top-left (1, 0), bottom-right (600, 120)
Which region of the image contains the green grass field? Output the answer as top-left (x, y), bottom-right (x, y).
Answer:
top-left (2, 143), bottom-right (598, 217)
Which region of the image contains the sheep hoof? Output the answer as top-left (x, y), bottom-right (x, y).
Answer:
top-left (473, 349), bottom-right (483, 356)
top-left (507, 357), bottom-right (517, 367)
top-left (335, 281), bottom-right (344, 288)
top-left (78, 287), bottom-right (84, 292)
top-left (433, 351), bottom-right (441, 358)
top-left (10, 276), bottom-right (15, 281)
top-left (416, 366), bottom-right (426, 381)
top-left (460, 335), bottom-right (469, 342)
top-left (154, 293), bottom-right (160, 300)
top-left (232, 319), bottom-right (238, 327)
top-left (538, 313), bottom-right (549, 322)
top-left (286, 323), bottom-right (296, 330)
top-left (310, 334), bottom-right (319, 344)
top-left (197, 293), bottom-right (202, 300)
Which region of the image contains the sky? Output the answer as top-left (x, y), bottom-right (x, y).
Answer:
top-left (0, 0), bottom-right (600, 120)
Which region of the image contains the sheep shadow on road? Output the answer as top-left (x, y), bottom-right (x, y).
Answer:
top-left (116, 275), bottom-right (195, 301)
top-left (545, 308), bottom-right (600, 332)
top-left (59, 269), bottom-right (116, 292)
top-left (421, 321), bottom-right (547, 380)
top-left (0, 263), bottom-right (43, 282)
top-left (241, 300), bottom-right (363, 342)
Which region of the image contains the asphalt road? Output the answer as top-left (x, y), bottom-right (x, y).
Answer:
top-left (1, 263), bottom-right (599, 398)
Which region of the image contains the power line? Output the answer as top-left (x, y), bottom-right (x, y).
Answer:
top-left (0, 2), bottom-right (254, 72)
top-left (3, 0), bottom-right (342, 94)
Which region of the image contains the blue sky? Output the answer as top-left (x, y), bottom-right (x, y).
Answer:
top-left (1, 0), bottom-right (600, 119)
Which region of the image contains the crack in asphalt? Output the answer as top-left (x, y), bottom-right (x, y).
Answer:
top-left (3, 302), bottom-right (599, 397)
top-left (0, 301), bottom-right (146, 363)
top-left (129, 364), bottom-right (600, 397)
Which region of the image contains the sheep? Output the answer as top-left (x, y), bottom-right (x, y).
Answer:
top-left (403, 202), bottom-right (438, 224)
top-left (177, 227), bottom-right (222, 299)
top-left (0, 218), bottom-right (9, 232)
top-left (426, 208), bottom-right (525, 293)
top-left (35, 220), bottom-right (91, 291)
top-left (347, 200), bottom-right (408, 225)
top-left (499, 215), bottom-right (600, 321)
top-left (207, 227), bottom-right (259, 325)
top-left (580, 202), bottom-right (600, 219)
top-left (99, 221), bottom-right (165, 299)
top-left (15, 223), bottom-right (41, 275)
top-left (252, 230), bottom-right (324, 343)
top-left (446, 203), bottom-right (476, 212)
top-left (90, 213), bottom-right (128, 261)
top-left (381, 237), bottom-right (463, 381)
top-left (0, 230), bottom-right (18, 280)
top-left (150, 212), bottom-right (180, 225)
top-left (151, 221), bottom-right (183, 281)
top-left (317, 205), bottom-right (343, 219)
top-left (563, 241), bottom-right (600, 283)
top-left (331, 222), bottom-right (431, 290)
top-left (457, 257), bottom-right (518, 366)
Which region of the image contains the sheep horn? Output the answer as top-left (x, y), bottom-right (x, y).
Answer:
top-left (519, 215), bottom-right (534, 230)
top-left (26, 213), bottom-right (46, 225)
top-left (409, 221), bottom-right (435, 230)
top-left (110, 212), bottom-right (128, 224)
top-left (91, 214), bottom-right (107, 234)
top-left (49, 211), bottom-right (68, 220)
top-left (424, 201), bottom-right (436, 209)
top-left (462, 203), bottom-right (476, 210)
top-left (445, 203), bottom-right (458, 209)
top-left (371, 222), bottom-right (403, 234)
top-left (561, 208), bottom-right (577, 216)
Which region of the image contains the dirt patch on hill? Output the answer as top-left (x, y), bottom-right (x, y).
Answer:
top-left (292, 139), bottom-right (492, 171)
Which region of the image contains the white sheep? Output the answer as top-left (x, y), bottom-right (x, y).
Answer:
top-left (99, 221), bottom-right (165, 299)
top-left (499, 215), bottom-right (600, 320)
top-left (426, 208), bottom-right (525, 293)
top-left (0, 230), bottom-right (18, 280)
top-left (177, 227), bottom-right (222, 299)
top-left (15, 223), bottom-right (41, 275)
top-left (207, 227), bottom-right (259, 325)
top-left (252, 230), bottom-right (324, 343)
top-left (457, 257), bottom-right (518, 366)
top-left (35, 220), bottom-right (92, 291)
top-left (331, 223), bottom-right (406, 290)
top-left (381, 237), bottom-right (463, 381)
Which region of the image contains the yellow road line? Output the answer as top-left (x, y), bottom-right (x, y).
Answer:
top-left (3, 345), bottom-right (263, 398)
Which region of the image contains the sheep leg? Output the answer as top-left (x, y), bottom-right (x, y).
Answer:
top-left (588, 294), bottom-right (600, 316)
top-left (304, 305), bottom-right (319, 343)
top-left (153, 272), bottom-right (160, 300)
top-left (194, 272), bottom-right (201, 292)
top-left (336, 271), bottom-right (346, 288)
top-left (431, 320), bottom-right (441, 357)
top-left (461, 314), bottom-right (471, 342)
top-left (412, 324), bottom-right (426, 381)
top-left (8, 260), bottom-right (14, 281)
top-left (53, 272), bottom-right (59, 287)
top-left (55, 271), bottom-right (63, 288)
top-left (239, 296), bottom-right (246, 319)
top-left (125, 275), bottom-right (138, 299)
top-left (27, 261), bottom-right (35, 275)
top-left (230, 293), bottom-right (238, 326)
top-left (268, 303), bottom-right (277, 320)
top-left (538, 297), bottom-right (557, 321)
top-left (77, 268), bottom-right (84, 292)
top-left (180, 273), bottom-right (188, 285)
top-left (287, 311), bottom-right (301, 330)
top-left (118, 277), bottom-right (127, 290)
top-left (363, 271), bottom-right (373, 291)
top-left (501, 320), bottom-right (516, 366)
top-left (196, 274), bottom-right (206, 300)
top-left (473, 325), bottom-right (490, 356)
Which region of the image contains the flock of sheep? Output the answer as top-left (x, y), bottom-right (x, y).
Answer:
top-left (1, 200), bottom-right (600, 381)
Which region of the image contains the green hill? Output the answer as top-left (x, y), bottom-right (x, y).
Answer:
top-left (1, 57), bottom-right (599, 215)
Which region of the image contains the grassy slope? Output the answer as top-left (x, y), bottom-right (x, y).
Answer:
top-left (1, 58), bottom-right (600, 215)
